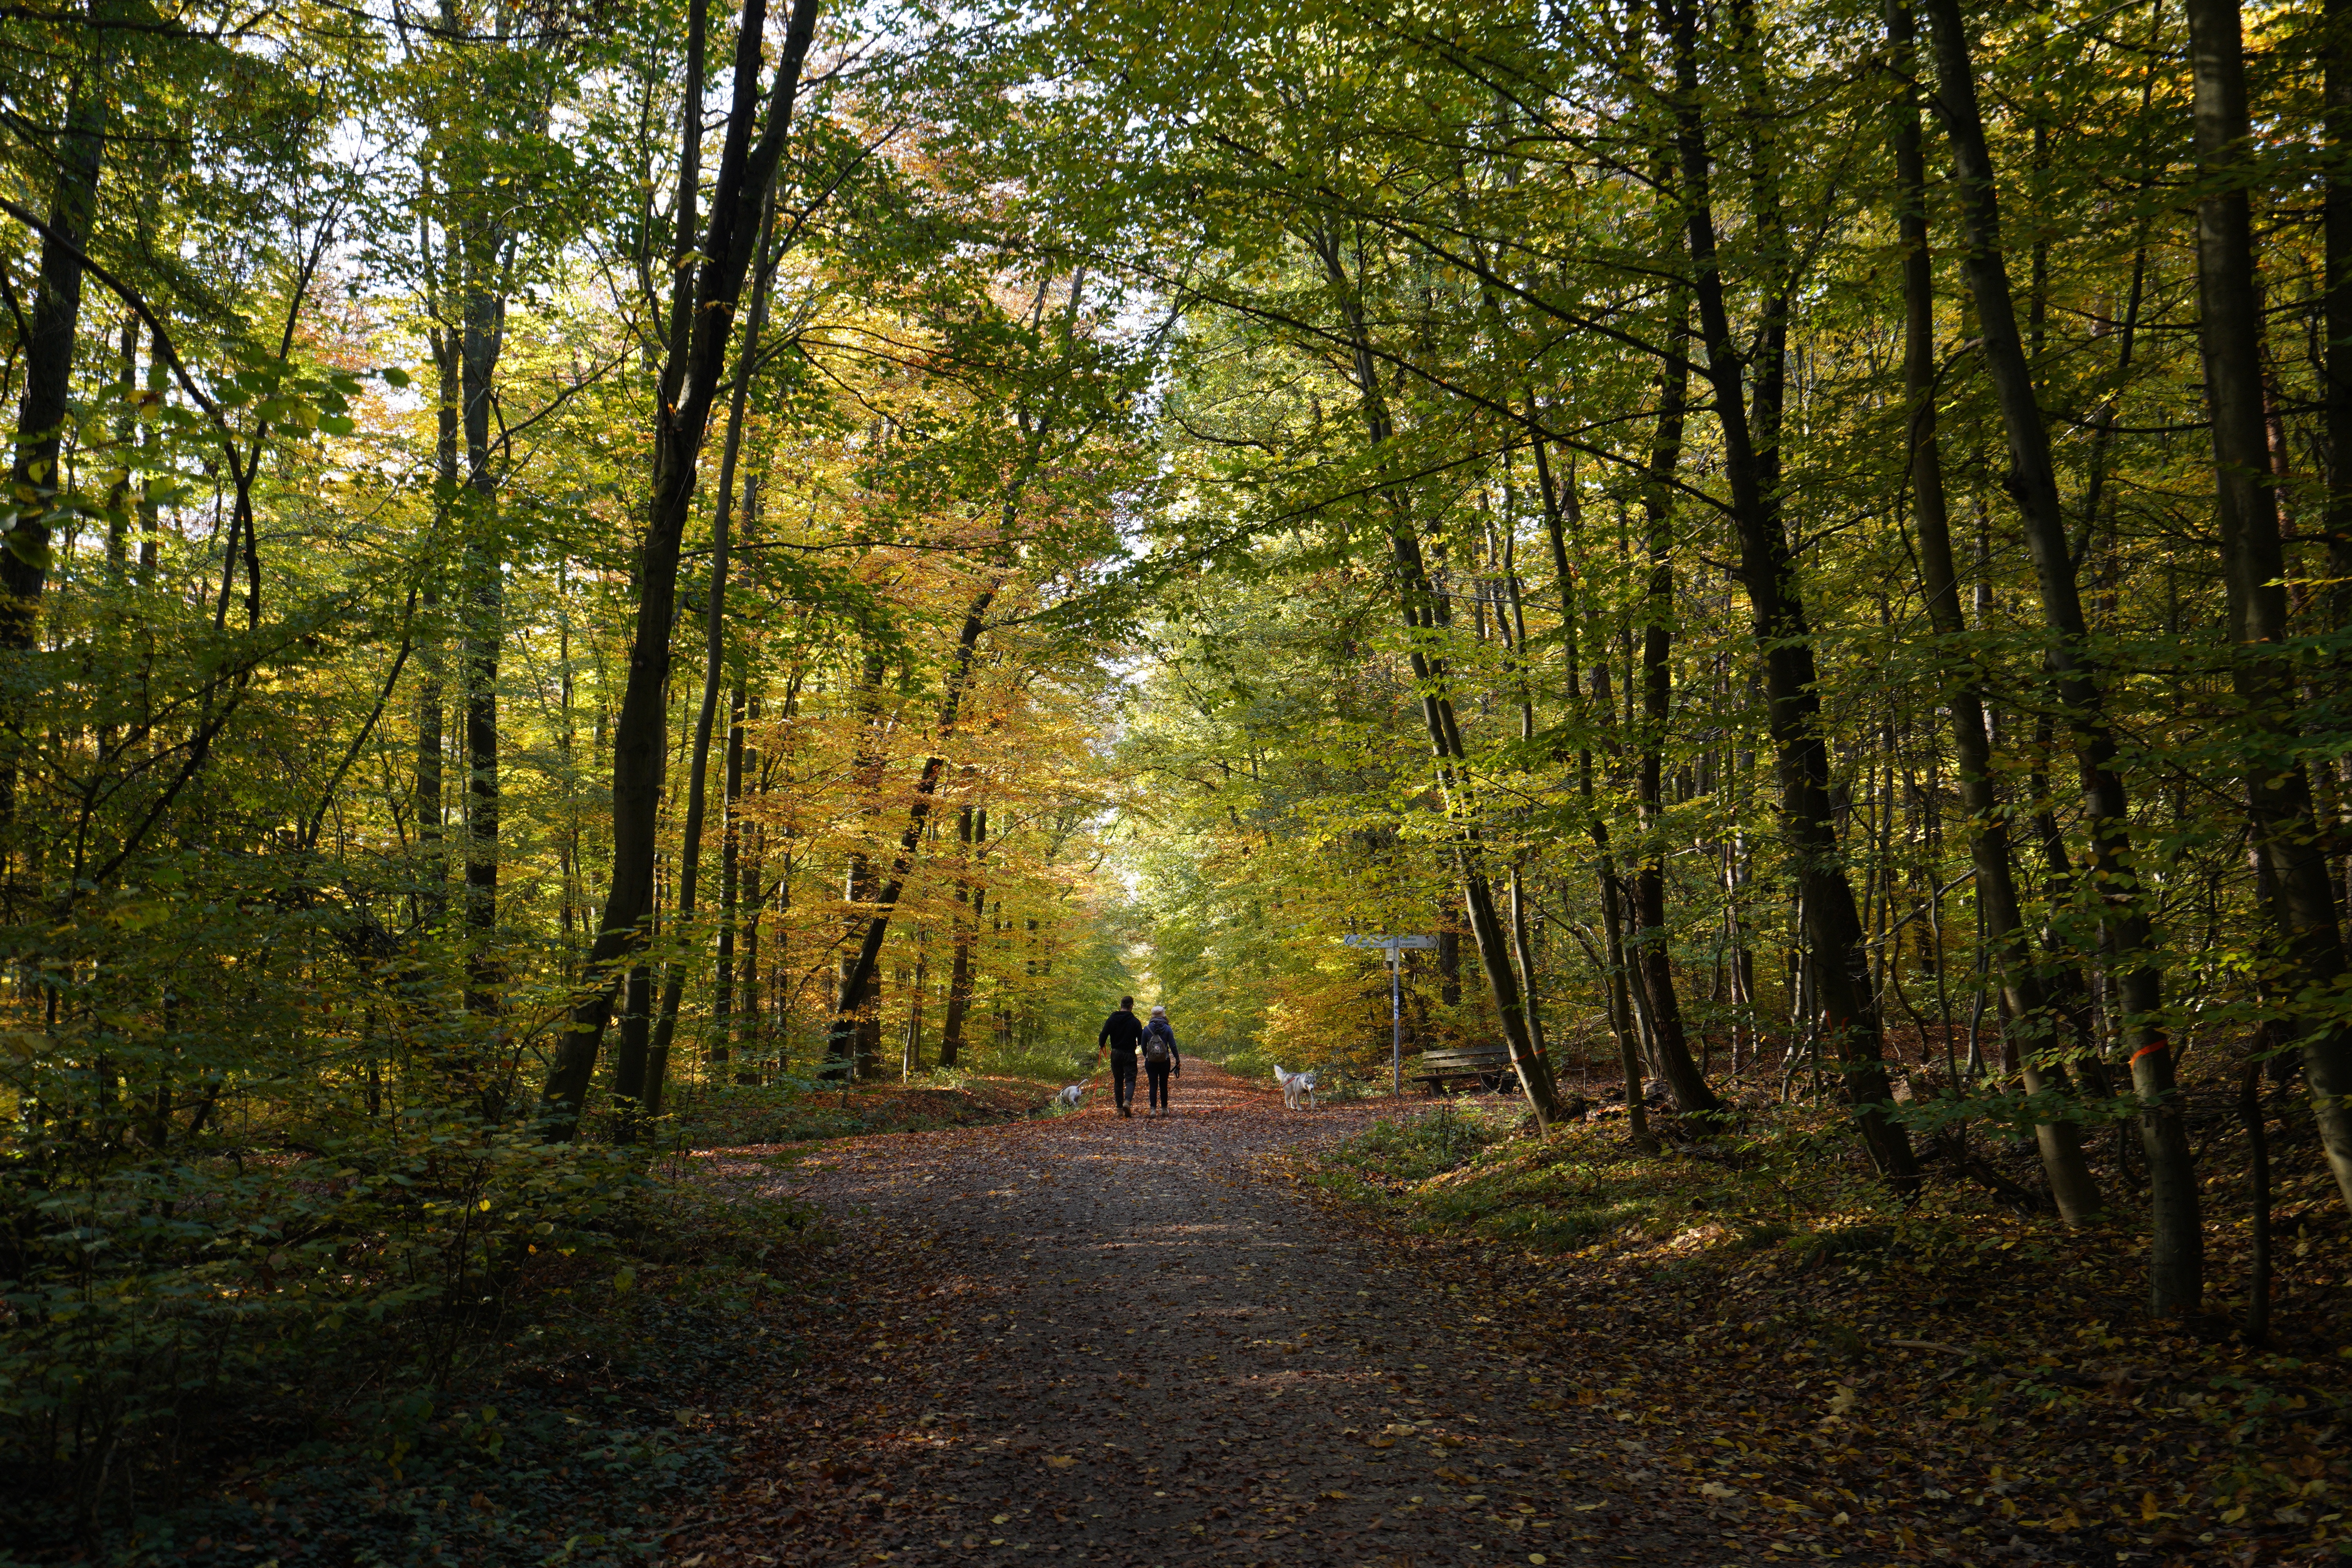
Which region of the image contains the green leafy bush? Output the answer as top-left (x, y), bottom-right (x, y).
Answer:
top-left (0, 1103), bottom-right (643, 1539)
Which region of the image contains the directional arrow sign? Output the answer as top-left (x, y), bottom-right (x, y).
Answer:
top-left (1343, 934), bottom-right (1437, 949)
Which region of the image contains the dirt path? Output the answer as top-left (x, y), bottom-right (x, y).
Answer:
top-left (679, 1061), bottom-right (1721, 1567)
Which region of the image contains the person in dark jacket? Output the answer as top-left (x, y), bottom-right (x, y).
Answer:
top-left (1096, 996), bottom-right (1145, 1118)
top-left (1140, 1005), bottom-right (1181, 1117)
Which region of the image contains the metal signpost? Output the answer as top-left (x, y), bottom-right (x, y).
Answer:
top-left (1344, 934), bottom-right (1437, 1096)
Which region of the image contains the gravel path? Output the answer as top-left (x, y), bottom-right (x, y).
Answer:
top-left (681, 1061), bottom-right (1722, 1567)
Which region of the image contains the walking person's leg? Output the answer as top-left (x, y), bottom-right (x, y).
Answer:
top-left (1114, 1057), bottom-right (1136, 1116)
top-left (1148, 1061), bottom-right (1170, 1113)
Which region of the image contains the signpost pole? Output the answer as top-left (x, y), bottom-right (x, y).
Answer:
top-left (1343, 933), bottom-right (1433, 1102)
top-left (1391, 946), bottom-right (1403, 1098)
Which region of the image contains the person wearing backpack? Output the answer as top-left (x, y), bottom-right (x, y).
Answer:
top-left (1141, 1005), bottom-right (1181, 1117)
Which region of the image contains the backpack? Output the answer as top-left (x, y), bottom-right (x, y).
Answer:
top-left (1143, 1020), bottom-right (1174, 1062)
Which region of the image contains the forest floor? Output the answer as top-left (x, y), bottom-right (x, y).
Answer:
top-left (669, 1072), bottom-right (1062, 1150)
top-left (663, 1061), bottom-right (2348, 1568)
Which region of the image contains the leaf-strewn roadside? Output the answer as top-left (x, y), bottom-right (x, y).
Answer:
top-left (1301, 1093), bottom-right (2351, 1566)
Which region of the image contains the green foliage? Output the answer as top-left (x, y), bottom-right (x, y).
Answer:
top-left (1323, 1104), bottom-right (1513, 1186)
top-left (2, 1164), bottom-right (816, 1563)
top-left (0, 1098), bottom-right (645, 1522)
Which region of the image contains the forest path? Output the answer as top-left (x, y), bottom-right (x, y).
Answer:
top-left (676, 1060), bottom-right (1724, 1568)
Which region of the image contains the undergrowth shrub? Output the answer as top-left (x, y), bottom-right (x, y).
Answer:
top-left (0, 1106), bottom-right (642, 1540)
top-left (1324, 1103), bottom-right (1510, 1185)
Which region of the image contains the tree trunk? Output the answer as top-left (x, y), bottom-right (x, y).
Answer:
top-left (1632, 306), bottom-right (1722, 1116)
top-left (1599, 846), bottom-right (1653, 1145)
top-left (1661, 0), bottom-right (1915, 1185)
top-left (823, 590), bottom-right (997, 1065)
top-left (2327, 0), bottom-right (2352, 989)
top-left (104, 318), bottom-right (134, 579)
top-left (830, 647), bottom-right (888, 1078)
top-left (539, 0), bottom-right (824, 1131)
top-left (715, 674), bottom-right (748, 1077)
top-left (135, 321), bottom-right (161, 583)
top-left (940, 801), bottom-right (982, 1065)
top-left (1925, 0), bottom-right (2199, 1307)
top-left (2331, 0), bottom-right (2352, 671)
top-left (416, 612), bottom-right (447, 928)
top-left (1509, 863), bottom-right (1546, 1065)
top-left (2, 8), bottom-right (113, 873)
top-left (3, 5), bottom-right (111, 645)
top-left (1396, 519), bottom-right (1558, 1122)
top-left (2241, 1049), bottom-right (2274, 1344)
top-left (1888, 0), bottom-right (2102, 1221)
top-left (1530, 422), bottom-right (1648, 1135)
top-left (737, 758), bottom-right (764, 1076)
top-left (459, 236), bottom-right (504, 1022)
top-left (2187, 0), bottom-right (2352, 1215)
top-left (634, 214), bottom-right (779, 1121)
top-left (613, 0), bottom-right (712, 1128)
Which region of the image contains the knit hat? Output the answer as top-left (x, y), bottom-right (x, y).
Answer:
top-left (1150, 1004), bottom-right (1167, 1016)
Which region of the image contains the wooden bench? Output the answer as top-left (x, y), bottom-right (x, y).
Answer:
top-left (1415, 1044), bottom-right (1518, 1095)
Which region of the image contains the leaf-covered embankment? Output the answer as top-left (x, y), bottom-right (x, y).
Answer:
top-left (1301, 1094), bottom-right (2349, 1566)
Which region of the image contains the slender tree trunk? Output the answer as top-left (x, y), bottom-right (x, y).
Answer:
top-left (540, 0), bottom-right (823, 1130)
top-left (715, 674), bottom-right (747, 1077)
top-left (1632, 307), bottom-right (1722, 1115)
top-left (1662, 0), bottom-right (1915, 1184)
top-left (1926, 0), bottom-right (2199, 1306)
top-left (1404, 544), bottom-right (1550, 1115)
top-left (104, 318), bottom-right (134, 580)
top-left (135, 322), bottom-right (161, 583)
top-left (1889, 0), bottom-right (2102, 1220)
top-left (2325, 0), bottom-right (2352, 969)
top-left (824, 590), bottom-right (998, 1065)
top-left (940, 800), bottom-right (981, 1065)
top-left (2187, 0), bottom-right (2352, 1214)
top-left (831, 647), bottom-right (887, 1077)
top-left (2241, 1051), bottom-right (2274, 1344)
top-left (3, 4), bottom-right (111, 644)
top-left (415, 596), bottom-right (446, 927)
top-left (2330, 0), bottom-right (2352, 659)
top-left (459, 240), bottom-right (504, 1023)
top-left (739, 817), bottom-right (763, 1073)
top-left (613, 0), bottom-right (712, 1127)
top-left (2, 8), bottom-right (113, 879)
top-left (1599, 848), bottom-right (1653, 1144)
top-left (1531, 428), bottom-right (1648, 1134)
top-left (1509, 863), bottom-right (1546, 1065)
top-left (736, 724), bottom-right (768, 1075)
top-left (633, 214), bottom-right (779, 1121)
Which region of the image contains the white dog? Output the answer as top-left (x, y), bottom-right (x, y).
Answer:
top-left (1273, 1065), bottom-right (1318, 1110)
top-left (1054, 1082), bottom-right (1086, 1110)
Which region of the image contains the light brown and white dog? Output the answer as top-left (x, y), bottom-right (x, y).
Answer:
top-left (1273, 1065), bottom-right (1318, 1110)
